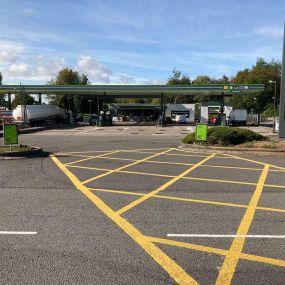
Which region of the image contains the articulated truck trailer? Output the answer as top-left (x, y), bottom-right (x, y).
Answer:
top-left (13, 105), bottom-right (66, 127)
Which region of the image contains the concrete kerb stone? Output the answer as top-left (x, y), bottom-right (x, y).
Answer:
top-left (179, 143), bottom-right (285, 156)
top-left (0, 146), bottom-right (48, 160)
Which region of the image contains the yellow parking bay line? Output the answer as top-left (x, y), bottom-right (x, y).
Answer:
top-left (89, 187), bottom-right (285, 214)
top-left (215, 164), bottom-right (270, 285)
top-left (147, 236), bottom-right (285, 268)
top-left (116, 154), bottom-right (216, 215)
top-left (81, 148), bottom-right (174, 185)
top-left (51, 154), bottom-right (198, 285)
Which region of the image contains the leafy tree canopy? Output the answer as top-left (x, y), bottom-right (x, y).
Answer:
top-left (231, 58), bottom-right (281, 111)
top-left (48, 68), bottom-right (91, 112)
top-left (11, 94), bottom-right (35, 110)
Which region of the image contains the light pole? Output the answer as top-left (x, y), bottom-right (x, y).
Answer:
top-left (269, 80), bottom-right (277, 133)
top-left (253, 97), bottom-right (260, 125)
top-left (88, 99), bottom-right (93, 114)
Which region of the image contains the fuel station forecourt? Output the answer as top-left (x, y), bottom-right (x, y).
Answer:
top-left (0, 83), bottom-right (266, 129)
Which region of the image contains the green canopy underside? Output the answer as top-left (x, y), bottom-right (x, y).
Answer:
top-left (0, 84), bottom-right (264, 98)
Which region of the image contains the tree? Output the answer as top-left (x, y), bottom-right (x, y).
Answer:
top-left (192, 75), bottom-right (212, 85)
top-left (48, 68), bottom-right (90, 112)
top-left (11, 94), bottom-right (35, 110)
top-left (231, 58), bottom-right (281, 111)
top-left (166, 69), bottom-right (192, 103)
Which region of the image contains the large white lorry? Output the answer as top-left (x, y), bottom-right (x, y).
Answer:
top-left (13, 105), bottom-right (66, 127)
top-left (228, 109), bottom-right (248, 126)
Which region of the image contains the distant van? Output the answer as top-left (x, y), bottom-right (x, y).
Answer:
top-left (228, 109), bottom-right (247, 126)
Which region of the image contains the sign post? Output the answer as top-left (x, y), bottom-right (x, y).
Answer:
top-left (4, 124), bottom-right (18, 150)
top-left (195, 123), bottom-right (208, 141)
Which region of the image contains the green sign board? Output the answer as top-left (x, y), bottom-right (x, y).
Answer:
top-left (4, 124), bottom-right (18, 145)
top-left (195, 123), bottom-right (208, 141)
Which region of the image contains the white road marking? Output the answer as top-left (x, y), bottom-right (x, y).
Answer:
top-left (0, 231), bottom-right (37, 235)
top-left (167, 234), bottom-right (285, 238)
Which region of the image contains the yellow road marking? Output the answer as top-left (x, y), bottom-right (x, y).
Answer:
top-left (89, 187), bottom-right (285, 214)
top-left (58, 151), bottom-right (285, 173)
top-left (82, 148), bottom-right (174, 185)
top-left (185, 176), bottom-right (285, 189)
top-left (67, 164), bottom-right (285, 189)
top-left (224, 153), bottom-right (285, 171)
top-left (116, 154), bottom-right (216, 215)
top-left (64, 150), bottom-right (120, 166)
top-left (215, 164), bottom-right (270, 285)
top-left (50, 154), bottom-right (198, 285)
top-left (147, 236), bottom-right (285, 268)
top-left (57, 148), bottom-right (169, 155)
top-left (69, 164), bottom-right (172, 179)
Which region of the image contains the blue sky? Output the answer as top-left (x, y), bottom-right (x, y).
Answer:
top-left (0, 0), bottom-right (284, 85)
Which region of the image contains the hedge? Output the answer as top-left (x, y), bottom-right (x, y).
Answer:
top-left (182, 127), bottom-right (266, 146)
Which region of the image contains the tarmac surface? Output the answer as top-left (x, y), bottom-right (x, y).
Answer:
top-left (0, 125), bottom-right (285, 284)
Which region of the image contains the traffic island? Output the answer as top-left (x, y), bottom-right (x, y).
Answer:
top-left (180, 126), bottom-right (285, 155)
top-left (0, 145), bottom-right (48, 159)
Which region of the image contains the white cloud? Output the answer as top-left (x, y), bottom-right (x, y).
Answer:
top-left (116, 74), bottom-right (137, 84)
top-left (0, 50), bottom-right (19, 63)
top-left (76, 55), bottom-right (113, 83)
top-left (112, 74), bottom-right (165, 85)
top-left (34, 55), bottom-right (66, 77)
top-left (5, 63), bottom-right (30, 77)
top-left (254, 26), bottom-right (283, 38)
top-left (0, 40), bottom-right (23, 64)
top-left (20, 8), bottom-right (39, 16)
top-left (4, 55), bottom-right (67, 81)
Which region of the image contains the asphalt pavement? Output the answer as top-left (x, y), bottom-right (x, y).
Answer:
top-left (0, 126), bottom-right (285, 284)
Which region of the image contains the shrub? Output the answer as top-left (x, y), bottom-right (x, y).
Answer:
top-left (182, 132), bottom-right (195, 144)
top-left (182, 127), bottom-right (266, 146)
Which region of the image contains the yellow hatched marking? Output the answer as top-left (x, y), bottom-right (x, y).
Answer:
top-left (89, 187), bottom-right (285, 214)
top-left (67, 164), bottom-right (285, 189)
top-left (69, 165), bottom-right (173, 179)
top-left (50, 155), bottom-right (198, 285)
top-left (97, 156), bottom-right (285, 173)
top-left (81, 148), bottom-right (174, 185)
top-left (116, 154), bottom-right (216, 215)
top-left (58, 151), bottom-right (285, 173)
top-left (64, 150), bottom-right (120, 166)
top-left (215, 164), bottom-right (270, 285)
top-left (185, 177), bottom-right (285, 189)
top-left (224, 153), bottom-right (285, 171)
top-left (184, 176), bottom-right (257, 186)
top-left (58, 148), bottom-right (169, 155)
top-left (148, 237), bottom-right (285, 268)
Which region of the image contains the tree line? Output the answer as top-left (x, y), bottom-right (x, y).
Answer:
top-left (1, 57), bottom-right (281, 116)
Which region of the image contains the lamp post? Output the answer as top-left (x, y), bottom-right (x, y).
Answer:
top-left (269, 80), bottom-right (277, 133)
top-left (254, 97), bottom-right (260, 125)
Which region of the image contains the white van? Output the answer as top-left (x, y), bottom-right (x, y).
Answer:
top-left (228, 109), bottom-right (247, 126)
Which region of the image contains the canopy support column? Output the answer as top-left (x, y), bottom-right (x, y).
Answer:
top-left (279, 23), bottom-right (285, 138)
top-left (220, 94), bottom-right (225, 126)
top-left (103, 92), bottom-right (107, 125)
top-left (8, 93), bottom-right (11, 109)
top-left (38, 93), bottom-right (42, 105)
top-left (160, 92), bottom-right (165, 127)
